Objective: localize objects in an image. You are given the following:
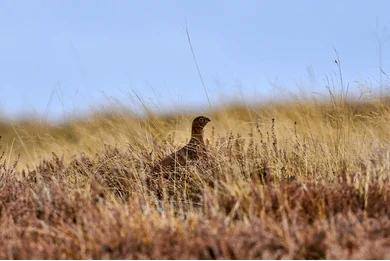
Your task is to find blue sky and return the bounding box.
[0,1,390,119]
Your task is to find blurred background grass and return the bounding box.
[1,95,390,171]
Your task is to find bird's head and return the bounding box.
[191,116,211,138]
[192,116,211,129]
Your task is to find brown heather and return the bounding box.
[1,99,390,259]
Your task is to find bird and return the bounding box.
[146,116,211,200]
[151,116,211,173]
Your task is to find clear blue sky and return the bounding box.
[0,1,390,119]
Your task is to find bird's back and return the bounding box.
[152,139,206,173]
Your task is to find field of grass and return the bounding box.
[1,97,390,259]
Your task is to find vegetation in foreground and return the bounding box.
[1,97,390,259]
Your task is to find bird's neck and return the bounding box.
[191,128,204,144]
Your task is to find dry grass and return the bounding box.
[1,98,390,259]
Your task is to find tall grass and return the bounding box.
[1,98,390,258]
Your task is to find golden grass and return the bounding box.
[1,97,390,258]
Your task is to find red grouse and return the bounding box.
[152,116,211,173]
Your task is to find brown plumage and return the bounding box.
[151,116,211,173]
